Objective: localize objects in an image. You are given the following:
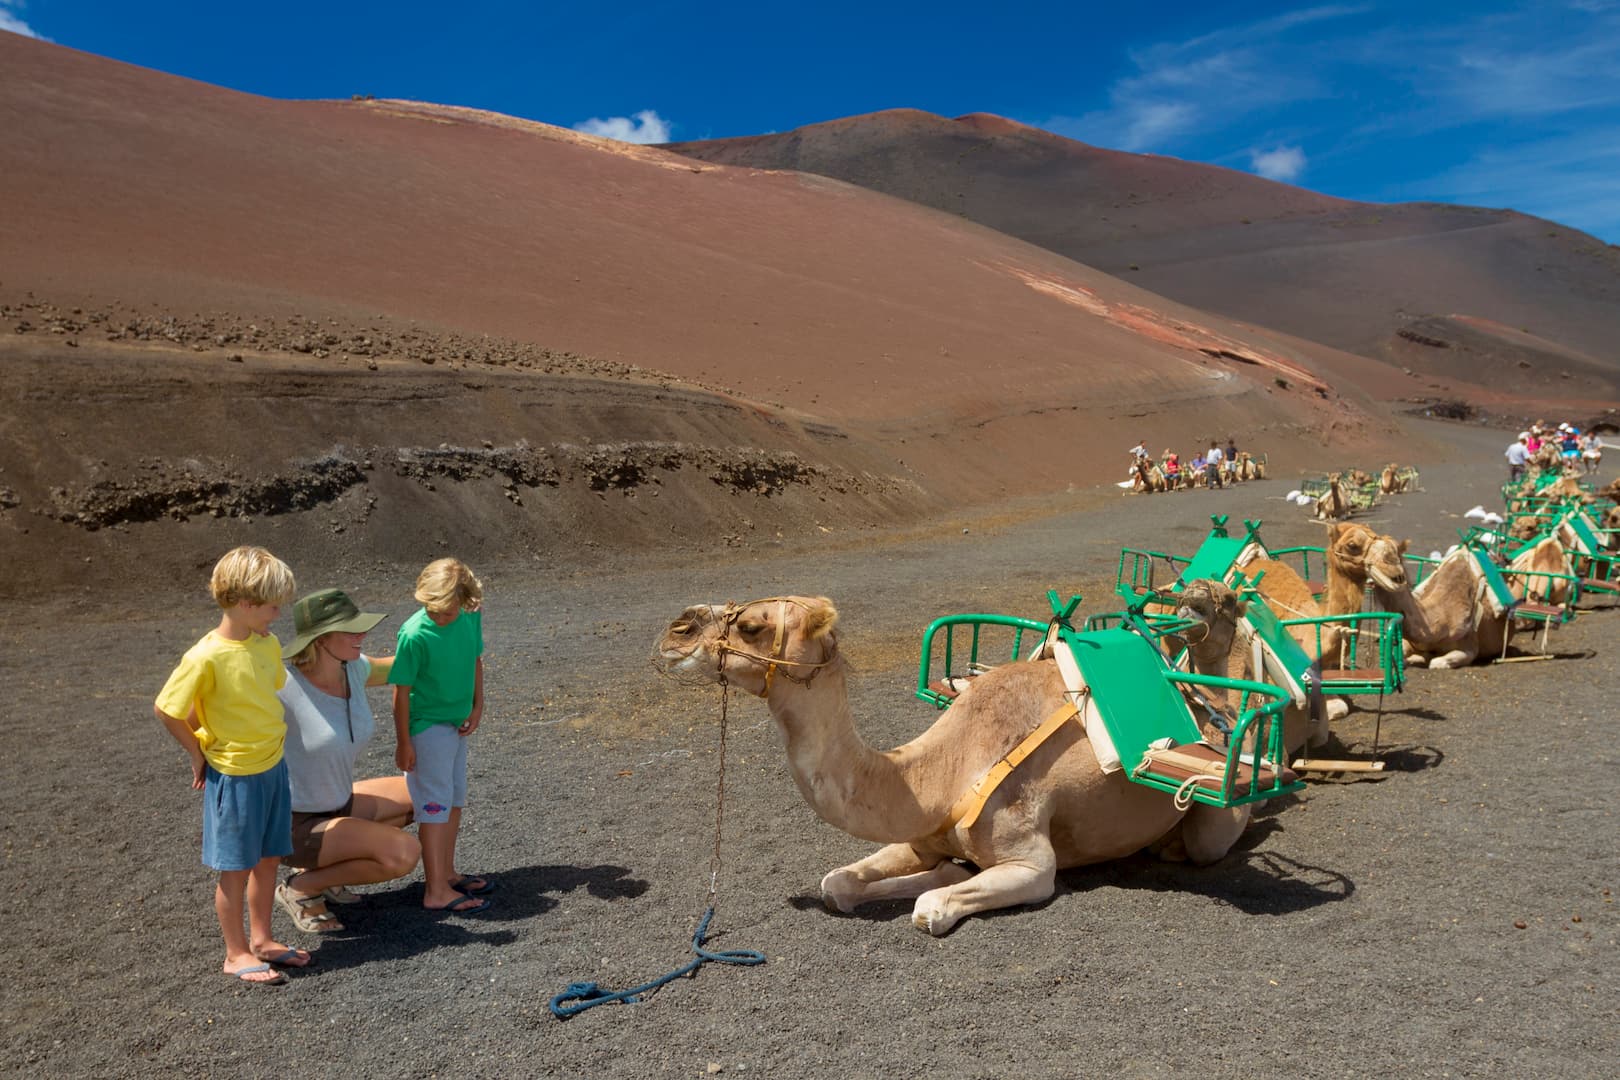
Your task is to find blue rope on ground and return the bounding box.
[549,906,765,1019]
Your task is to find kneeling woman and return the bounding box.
[275,589,423,932]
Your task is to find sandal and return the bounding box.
[225,962,287,987]
[275,880,345,934]
[449,874,495,896]
[287,866,361,905]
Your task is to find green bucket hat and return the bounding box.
[282,588,388,659]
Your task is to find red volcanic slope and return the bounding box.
[1,35,1412,498]
[668,110,1620,392]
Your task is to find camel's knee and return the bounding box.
[1150,822,1190,863]
[1181,804,1252,865]
[909,863,1055,936]
[820,869,863,913]
[822,859,967,914]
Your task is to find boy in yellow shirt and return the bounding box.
[154,546,312,986]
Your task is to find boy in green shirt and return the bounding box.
[389,558,492,914]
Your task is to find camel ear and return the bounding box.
[1399,538,1410,554]
[799,597,840,639]
[1326,522,1345,542]
[1222,591,1248,619]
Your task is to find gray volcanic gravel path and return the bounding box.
[5,420,1616,1078]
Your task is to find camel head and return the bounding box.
[655,595,841,697]
[1508,516,1546,543]
[1161,578,1247,667]
[1327,521,1409,592]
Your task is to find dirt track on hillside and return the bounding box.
[4,419,1617,1078]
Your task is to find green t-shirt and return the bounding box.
[387,608,483,736]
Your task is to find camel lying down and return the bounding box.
[655,596,1264,935]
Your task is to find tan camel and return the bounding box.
[1161,578,1329,755]
[1235,452,1263,482]
[1540,475,1588,502]
[1508,535,1575,608]
[1313,474,1350,521]
[655,597,1259,935]
[1132,458,1168,493]
[1357,541,1504,668]
[1378,464,1413,494]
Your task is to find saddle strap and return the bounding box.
[941,701,1080,832]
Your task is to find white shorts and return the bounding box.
[405,723,468,824]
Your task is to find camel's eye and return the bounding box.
[737,618,768,637]
[1347,543,1362,555]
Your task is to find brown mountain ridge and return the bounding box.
[668,109,1620,399]
[0,36,1601,594]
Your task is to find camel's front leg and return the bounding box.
[910,849,1057,937]
[820,843,971,914]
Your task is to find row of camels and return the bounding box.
[655,474,1614,937]
[1295,463,1418,521]
[1129,451,1265,493]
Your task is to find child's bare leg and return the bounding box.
[420,821,479,910]
[447,805,463,880]
[216,868,278,981]
[246,855,309,963]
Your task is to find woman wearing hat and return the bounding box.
[274,589,422,933]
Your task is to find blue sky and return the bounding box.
[5,1,1618,241]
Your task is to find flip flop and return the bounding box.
[449,874,495,896]
[425,894,492,915]
[226,963,287,986]
[260,948,316,969]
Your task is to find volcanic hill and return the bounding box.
[0,35,1589,595]
[668,110,1620,401]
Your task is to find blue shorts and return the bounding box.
[406,723,468,825]
[202,759,293,871]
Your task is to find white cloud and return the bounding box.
[1250,145,1307,182]
[1387,128,1620,240]
[0,0,47,40]
[1038,6,1363,152]
[572,109,672,145]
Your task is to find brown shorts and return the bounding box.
[283,794,355,869]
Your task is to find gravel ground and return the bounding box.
[5,419,1616,1078]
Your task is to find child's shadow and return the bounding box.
[298,863,648,973]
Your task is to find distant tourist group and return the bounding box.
[154,547,492,987]
[1127,436,1259,492]
[1504,419,1604,482]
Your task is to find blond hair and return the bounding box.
[414,558,483,614]
[210,546,296,609]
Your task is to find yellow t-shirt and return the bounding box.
[155,630,288,776]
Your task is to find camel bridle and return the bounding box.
[713,597,838,698]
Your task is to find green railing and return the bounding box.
[914,612,1050,709]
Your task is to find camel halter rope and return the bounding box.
[549,603,828,1020]
[709,598,839,698]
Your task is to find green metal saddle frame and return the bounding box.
[914,591,1300,809]
[1462,537,1577,658]
[1116,516,1405,710]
